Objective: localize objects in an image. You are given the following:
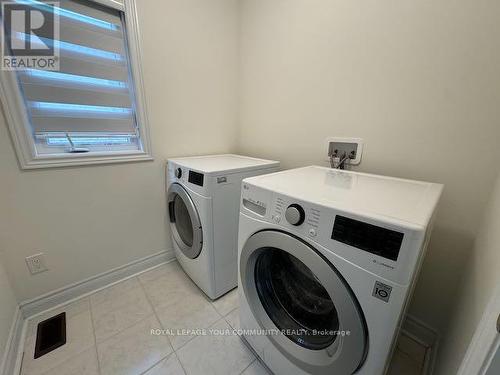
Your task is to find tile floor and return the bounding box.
[19,261,427,375]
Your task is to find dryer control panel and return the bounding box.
[167,162,208,197]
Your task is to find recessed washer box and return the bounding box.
[325,137,364,165]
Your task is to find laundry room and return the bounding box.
[0,1,499,375]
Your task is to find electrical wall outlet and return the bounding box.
[26,253,48,275]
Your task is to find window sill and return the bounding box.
[20,150,154,170]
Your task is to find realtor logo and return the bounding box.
[1,1,60,70]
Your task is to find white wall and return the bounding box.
[0,0,239,301]
[1,5,500,371]
[0,252,17,366]
[237,0,500,334]
[435,171,500,374]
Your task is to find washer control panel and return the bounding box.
[241,183,424,286]
[272,197,322,239]
[285,204,305,226]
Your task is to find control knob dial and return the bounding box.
[285,204,305,226]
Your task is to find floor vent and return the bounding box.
[34,312,66,359]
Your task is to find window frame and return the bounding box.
[0,0,153,169]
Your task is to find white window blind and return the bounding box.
[14,0,142,154]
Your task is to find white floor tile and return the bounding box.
[241,359,271,375]
[39,348,99,375]
[25,298,90,338]
[139,262,204,311]
[176,319,255,375]
[90,278,153,342]
[211,288,239,317]
[19,262,426,375]
[137,263,177,285]
[22,299,95,375]
[143,353,186,375]
[224,308,240,331]
[90,278,139,306]
[155,292,221,350]
[97,315,172,375]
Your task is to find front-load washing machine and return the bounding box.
[166,154,279,300]
[238,166,443,374]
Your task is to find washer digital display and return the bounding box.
[331,215,403,261]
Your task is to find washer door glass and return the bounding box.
[240,230,367,374]
[255,248,339,350]
[172,195,194,247]
[168,183,203,259]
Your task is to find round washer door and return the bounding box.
[240,230,368,374]
[167,183,203,259]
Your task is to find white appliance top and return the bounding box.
[244,166,443,227]
[168,154,279,175]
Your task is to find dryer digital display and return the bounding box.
[188,171,204,186]
[331,215,403,261]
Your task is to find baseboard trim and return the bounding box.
[2,250,175,375]
[0,307,25,375]
[20,249,175,318]
[401,314,440,375]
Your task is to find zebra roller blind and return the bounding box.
[13,0,141,152]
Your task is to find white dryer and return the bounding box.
[238,166,443,374]
[166,154,279,300]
